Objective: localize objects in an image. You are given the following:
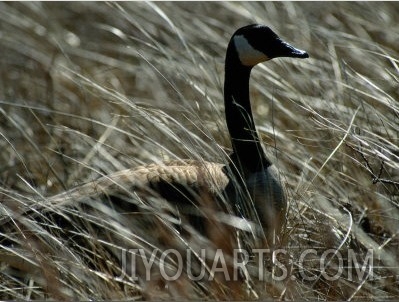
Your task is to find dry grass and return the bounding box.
[0,2,398,300]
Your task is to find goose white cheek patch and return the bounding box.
[233,35,269,66]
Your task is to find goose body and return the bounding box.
[4,25,308,247]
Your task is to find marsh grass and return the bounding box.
[0,2,398,300]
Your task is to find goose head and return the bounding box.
[230,24,309,67]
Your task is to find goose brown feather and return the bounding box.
[48,160,229,206]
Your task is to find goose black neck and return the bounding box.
[224,43,272,173]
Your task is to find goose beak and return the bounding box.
[288,47,309,58]
[275,40,309,59]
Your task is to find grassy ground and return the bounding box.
[0,2,398,300]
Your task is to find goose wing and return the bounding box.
[48,160,230,206]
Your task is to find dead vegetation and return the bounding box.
[0,2,398,300]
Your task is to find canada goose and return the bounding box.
[2,24,308,248]
[222,24,308,246]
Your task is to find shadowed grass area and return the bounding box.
[0,2,398,300]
